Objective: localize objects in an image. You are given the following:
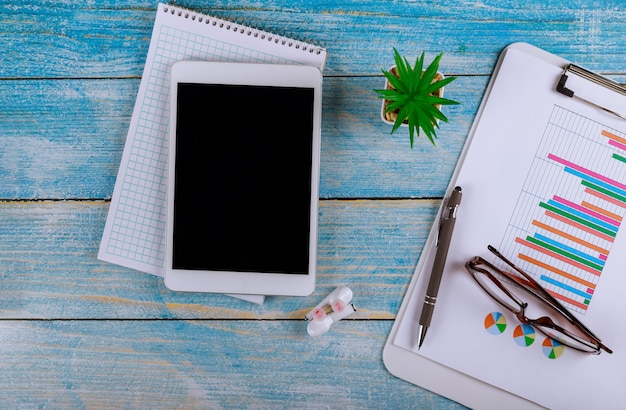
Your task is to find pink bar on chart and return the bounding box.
[548,153,626,192]
[552,195,621,227]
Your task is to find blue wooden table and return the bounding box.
[1,1,624,407]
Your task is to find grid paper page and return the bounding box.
[98,3,326,285]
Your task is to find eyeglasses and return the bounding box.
[465,245,612,355]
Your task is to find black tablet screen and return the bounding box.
[172,83,315,274]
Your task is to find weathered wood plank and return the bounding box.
[3,73,624,200]
[0,319,465,409]
[0,75,481,200]
[1,1,625,78]
[0,79,134,199]
[320,75,481,199]
[0,199,439,319]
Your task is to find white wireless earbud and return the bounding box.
[307,316,333,337]
[307,304,356,337]
[305,286,356,336]
[305,286,353,321]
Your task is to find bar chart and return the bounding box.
[500,106,626,314]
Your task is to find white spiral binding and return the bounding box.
[162,4,324,55]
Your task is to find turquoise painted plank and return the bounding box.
[0,199,439,319]
[320,75,481,199]
[0,75,482,200]
[2,73,623,200]
[0,3,153,79]
[1,1,626,78]
[0,320,465,409]
[0,79,134,199]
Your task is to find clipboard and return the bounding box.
[383,43,626,409]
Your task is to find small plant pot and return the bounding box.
[380,66,445,126]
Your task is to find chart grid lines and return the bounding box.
[500,105,626,313]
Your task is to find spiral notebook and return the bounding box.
[98,3,327,303]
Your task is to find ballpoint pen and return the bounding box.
[417,186,462,349]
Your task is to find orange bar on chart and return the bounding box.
[518,253,597,289]
[531,219,610,255]
[602,130,626,145]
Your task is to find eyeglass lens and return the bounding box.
[467,256,607,354]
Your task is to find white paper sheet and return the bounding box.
[393,47,626,409]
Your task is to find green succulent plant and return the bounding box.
[375,48,459,147]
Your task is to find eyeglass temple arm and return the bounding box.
[533,316,613,354]
[487,245,607,348]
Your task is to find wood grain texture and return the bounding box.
[2,73,624,199]
[0,75,480,199]
[0,319,463,409]
[2,1,626,77]
[0,79,133,199]
[0,199,438,319]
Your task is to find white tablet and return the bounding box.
[165,61,322,296]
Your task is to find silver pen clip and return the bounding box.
[438,187,461,244]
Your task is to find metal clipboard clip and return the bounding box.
[557,64,626,121]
